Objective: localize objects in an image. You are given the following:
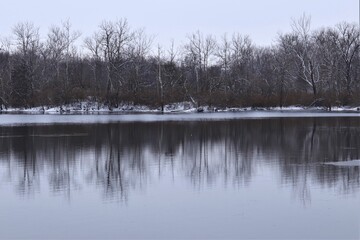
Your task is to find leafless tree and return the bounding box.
[289,14,320,98]
[216,34,232,99]
[334,23,360,101]
[157,44,164,112]
[0,17,358,110]
[184,31,216,104]
[12,22,42,106]
[230,33,254,95]
[47,20,80,90]
[126,28,153,100]
[90,19,134,104]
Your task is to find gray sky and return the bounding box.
[0,0,359,48]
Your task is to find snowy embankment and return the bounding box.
[0,101,359,114]
[324,160,360,167]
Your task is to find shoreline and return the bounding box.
[0,101,359,114]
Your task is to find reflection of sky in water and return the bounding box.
[0,116,359,239]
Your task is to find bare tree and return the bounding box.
[334,23,360,101]
[230,33,254,96]
[1,17,359,109]
[126,28,152,101]
[290,14,320,98]
[314,28,342,107]
[216,34,232,100]
[47,20,80,86]
[273,44,292,107]
[164,39,180,89]
[0,38,12,108]
[157,44,164,112]
[13,22,41,58]
[184,31,216,104]
[161,40,182,103]
[84,33,103,98]
[12,22,42,106]
[92,19,134,105]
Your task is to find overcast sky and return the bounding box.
[0,0,359,48]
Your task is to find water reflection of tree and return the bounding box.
[7,127,40,196]
[279,118,360,204]
[0,118,359,202]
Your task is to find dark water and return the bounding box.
[0,115,359,239]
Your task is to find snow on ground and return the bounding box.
[328,106,360,112]
[324,160,360,167]
[0,102,359,114]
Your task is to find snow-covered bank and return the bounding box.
[324,160,360,167]
[0,101,360,114]
[0,111,360,127]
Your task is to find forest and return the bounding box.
[0,16,359,110]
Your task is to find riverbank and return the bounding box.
[0,101,360,114]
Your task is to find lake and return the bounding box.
[0,112,359,239]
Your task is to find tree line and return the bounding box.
[0,16,359,110]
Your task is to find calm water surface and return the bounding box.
[0,113,359,239]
